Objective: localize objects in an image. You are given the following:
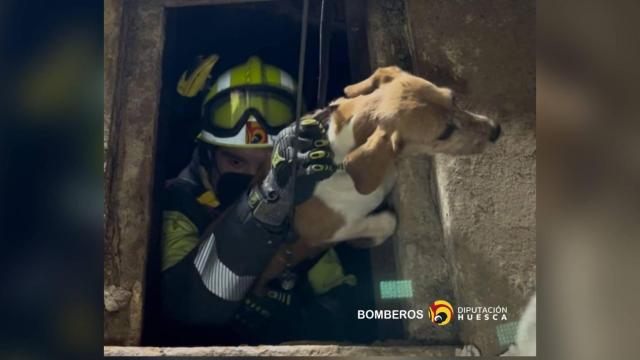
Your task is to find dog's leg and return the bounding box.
[329,210,397,248]
[254,211,397,294]
[343,66,403,97]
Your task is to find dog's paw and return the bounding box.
[376,211,398,238]
[347,211,397,248]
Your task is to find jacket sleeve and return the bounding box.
[161,190,286,327]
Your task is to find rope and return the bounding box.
[286,0,310,244]
[280,0,334,289]
[294,0,310,123]
[316,0,331,108]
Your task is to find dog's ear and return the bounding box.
[344,126,398,195]
[344,66,403,98]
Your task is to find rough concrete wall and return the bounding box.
[104,0,123,154]
[365,0,458,343]
[104,0,122,282]
[390,156,459,343]
[104,0,165,345]
[104,344,456,357]
[404,0,536,355]
[434,120,535,354]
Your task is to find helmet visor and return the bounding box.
[204,86,295,137]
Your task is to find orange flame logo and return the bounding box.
[246,121,267,144]
[428,300,454,326]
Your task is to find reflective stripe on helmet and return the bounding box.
[202,56,296,107]
[198,118,276,148]
[279,71,295,92]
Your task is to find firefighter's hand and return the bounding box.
[271,117,335,202]
[248,118,335,228]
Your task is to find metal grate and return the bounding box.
[496,321,519,348]
[379,280,414,299]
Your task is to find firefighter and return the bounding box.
[158,56,372,345]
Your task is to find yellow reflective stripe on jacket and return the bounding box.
[197,190,220,208]
[196,166,220,208]
[162,210,200,271]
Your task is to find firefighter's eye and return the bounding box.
[220,152,246,169]
[229,158,245,168]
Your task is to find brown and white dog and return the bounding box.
[255,66,501,293]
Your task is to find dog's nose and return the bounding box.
[489,124,501,143]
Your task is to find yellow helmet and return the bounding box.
[195,56,297,148]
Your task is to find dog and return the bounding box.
[254,66,501,294]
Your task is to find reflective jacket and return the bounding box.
[156,149,376,345]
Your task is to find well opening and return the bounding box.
[142,0,400,346]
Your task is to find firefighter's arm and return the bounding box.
[161,118,335,326]
[160,192,286,327]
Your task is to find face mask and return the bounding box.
[215,172,254,208]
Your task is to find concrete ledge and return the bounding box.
[104,345,456,357]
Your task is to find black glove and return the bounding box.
[248,117,335,229]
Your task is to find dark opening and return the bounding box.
[143,0,382,346]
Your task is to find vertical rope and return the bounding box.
[278,0,311,290]
[316,0,331,108]
[287,0,310,238]
[294,0,310,123]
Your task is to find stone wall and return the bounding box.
[104,0,165,345]
[365,0,459,344]
[105,345,456,357]
[404,0,536,354]
[362,0,535,354]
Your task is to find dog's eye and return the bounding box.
[437,122,456,141]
